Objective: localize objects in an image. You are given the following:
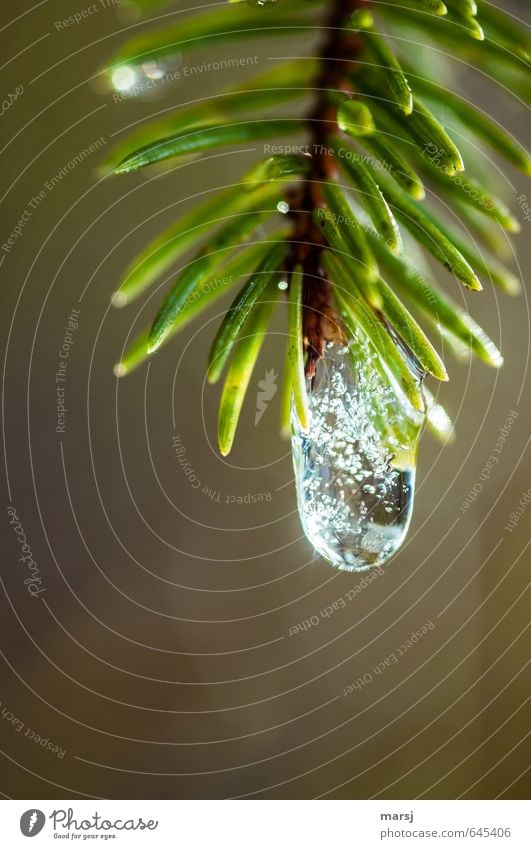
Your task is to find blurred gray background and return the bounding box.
[0,0,529,799]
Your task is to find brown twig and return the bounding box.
[286,0,365,376]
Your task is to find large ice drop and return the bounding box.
[292,339,425,571]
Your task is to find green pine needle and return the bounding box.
[115,119,305,174]
[218,283,279,456]
[207,242,288,383]
[350,12,414,115]
[288,265,310,432]
[105,6,321,73]
[320,181,379,285]
[330,136,402,252]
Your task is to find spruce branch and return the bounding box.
[105,0,529,451]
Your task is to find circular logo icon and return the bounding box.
[20,810,45,837]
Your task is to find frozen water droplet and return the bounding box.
[291,338,425,572]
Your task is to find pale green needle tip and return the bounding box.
[113,362,127,378]
[111,291,127,308]
[147,335,163,355]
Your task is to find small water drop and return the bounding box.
[278,280,289,291]
[111,65,138,93]
[246,0,278,6]
[291,337,425,572]
[277,200,290,214]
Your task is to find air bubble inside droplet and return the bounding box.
[291,338,425,572]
